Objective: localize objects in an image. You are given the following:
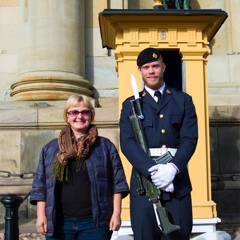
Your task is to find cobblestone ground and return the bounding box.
[219,226,240,240]
[0,233,45,240]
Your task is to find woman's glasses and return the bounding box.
[67,110,91,117]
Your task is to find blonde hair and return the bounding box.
[63,95,95,123]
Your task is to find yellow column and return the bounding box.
[181,51,216,218]
[116,51,142,220]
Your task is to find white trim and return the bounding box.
[111,218,225,239]
[192,218,221,233]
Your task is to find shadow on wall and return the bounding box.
[209,106,240,228]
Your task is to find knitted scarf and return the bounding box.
[51,124,98,181]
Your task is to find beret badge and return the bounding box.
[153,53,158,59]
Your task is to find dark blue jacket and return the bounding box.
[30,136,129,237]
[120,86,198,198]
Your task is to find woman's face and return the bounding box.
[66,103,92,137]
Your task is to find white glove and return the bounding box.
[148,163,177,189]
[162,183,174,193]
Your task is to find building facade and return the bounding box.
[0,0,239,237]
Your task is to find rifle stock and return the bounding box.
[156,204,181,235]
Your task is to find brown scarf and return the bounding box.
[51,124,98,181]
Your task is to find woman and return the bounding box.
[30,95,129,240]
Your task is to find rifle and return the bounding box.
[129,74,180,235]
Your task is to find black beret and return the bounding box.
[137,48,162,67]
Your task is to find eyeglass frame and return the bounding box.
[67,109,92,117]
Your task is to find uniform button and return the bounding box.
[159,114,164,118]
[161,129,165,133]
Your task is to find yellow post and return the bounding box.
[181,52,216,218]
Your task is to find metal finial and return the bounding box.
[153,0,163,6]
[153,0,164,10]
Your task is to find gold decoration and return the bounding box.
[153,0,163,7]
[153,53,158,58]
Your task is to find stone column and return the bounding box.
[9,0,92,101]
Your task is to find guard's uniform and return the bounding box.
[119,86,198,240]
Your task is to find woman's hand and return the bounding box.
[36,201,47,234]
[109,193,122,231]
[36,214,48,234]
[109,212,121,231]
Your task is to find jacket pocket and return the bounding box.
[142,118,153,129]
[169,115,183,131]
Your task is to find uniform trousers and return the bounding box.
[130,193,192,240]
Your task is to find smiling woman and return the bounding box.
[63,95,95,139]
[30,95,129,240]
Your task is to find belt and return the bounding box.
[149,148,177,157]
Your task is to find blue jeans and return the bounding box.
[46,215,112,240]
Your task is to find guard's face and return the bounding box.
[138,59,166,90]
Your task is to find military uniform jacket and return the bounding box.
[119,85,198,198]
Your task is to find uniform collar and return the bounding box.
[144,83,166,98]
